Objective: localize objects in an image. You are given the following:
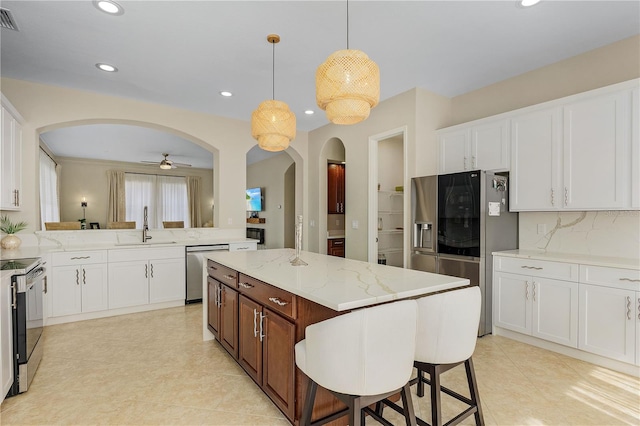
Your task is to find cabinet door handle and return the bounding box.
[564,187,568,206]
[269,297,288,306]
[627,296,632,320]
[525,281,529,300]
[150,263,154,278]
[239,282,254,289]
[217,286,222,308]
[637,298,640,320]
[11,283,17,309]
[620,278,640,283]
[259,312,266,342]
[472,155,477,168]
[532,281,536,302]
[16,189,19,206]
[222,274,235,281]
[253,308,258,338]
[145,264,148,279]
[550,188,554,206]
[463,156,467,170]
[83,268,86,285]
[76,269,79,285]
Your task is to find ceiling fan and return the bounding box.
[141,153,192,169]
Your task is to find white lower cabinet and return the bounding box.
[1,273,14,402]
[494,272,578,347]
[50,250,108,317]
[578,284,635,364]
[494,255,640,371]
[108,247,185,309]
[51,264,108,316]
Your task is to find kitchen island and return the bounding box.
[203,248,469,425]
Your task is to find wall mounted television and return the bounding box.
[246,187,263,212]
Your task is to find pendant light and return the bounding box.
[251,34,296,152]
[316,0,380,125]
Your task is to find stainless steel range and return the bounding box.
[1,257,46,396]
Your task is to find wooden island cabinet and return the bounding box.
[204,249,469,425]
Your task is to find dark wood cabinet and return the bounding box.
[207,260,343,424]
[328,163,345,214]
[262,307,296,420]
[238,295,262,383]
[220,285,238,358]
[327,238,345,257]
[207,277,220,338]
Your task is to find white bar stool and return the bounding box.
[295,300,418,426]
[378,286,484,426]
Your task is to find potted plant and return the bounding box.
[1,215,28,250]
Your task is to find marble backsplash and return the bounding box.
[519,211,640,261]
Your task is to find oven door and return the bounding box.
[14,266,45,365]
[437,171,481,257]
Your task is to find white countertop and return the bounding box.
[493,249,640,270]
[206,248,469,311]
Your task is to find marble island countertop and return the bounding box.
[206,248,469,311]
[493,249,640,270]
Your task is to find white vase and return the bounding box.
[1,234,21,250]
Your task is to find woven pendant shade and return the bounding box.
[316,49,380,125]
[251,34,296,152]
[251,100,296,152]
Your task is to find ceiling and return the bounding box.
[2,1,639,167]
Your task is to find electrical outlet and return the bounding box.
[227,218,233,225]
[310,219,315,227]
[352,220,359,229]
[537,224,546,235]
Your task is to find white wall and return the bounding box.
[246,152,295,249]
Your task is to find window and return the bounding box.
[125,173,189,228]
[39,149,60,228]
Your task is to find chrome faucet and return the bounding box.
[142,206,152,243]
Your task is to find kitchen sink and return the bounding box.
[114,241,177,247]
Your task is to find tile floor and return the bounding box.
[1,304,639,425]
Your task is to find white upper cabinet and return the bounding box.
[439,119,509,174]
[471,120,510,172]
[563,90,632,210]
[0,95,23,211]
[439,129,469,174]
[510,108,562,211]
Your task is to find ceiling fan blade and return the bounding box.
[172,162,192,167]
[140,160,160,164]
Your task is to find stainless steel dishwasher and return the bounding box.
[185,245,229,303]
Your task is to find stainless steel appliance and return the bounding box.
[410,171,518,336]
[185,245,229,303]
[1,258,46,396]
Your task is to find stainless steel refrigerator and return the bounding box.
[410,171,518,336]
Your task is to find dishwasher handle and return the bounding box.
[186,245,230,252]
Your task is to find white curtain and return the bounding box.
[39,149,60,229]
[125,173,188,229]
[125,174,155,229]
[156,176,189,227]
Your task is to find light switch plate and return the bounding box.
[227,218,232,225]
[352,220,359,229]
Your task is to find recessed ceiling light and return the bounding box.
[304,110,315,115]
[519,0,541,7]
[94,0,124,15]
[220,91,233,97]
[96,63,118,72]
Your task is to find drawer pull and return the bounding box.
[223,274,235,281]
[235,246,249,250]
[333,241,344,246]
[239,282,254,289]
[209,265,218,271]
[269,297,288,306]
[70,256,90,260]
[619,278,640,283]
[520,266,543,270]
[627,296,632,320]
